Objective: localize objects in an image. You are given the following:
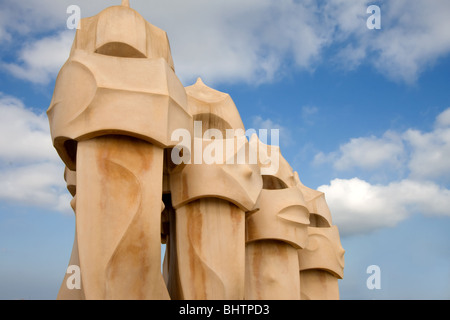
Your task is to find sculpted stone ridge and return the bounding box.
[186,78,245,132]
[294,171,333,227]
[72,4,174,67]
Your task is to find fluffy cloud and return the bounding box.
[0,94,71,214]
[315,108,450,182]
[323,0,450,83]
[131,0,329,85]
[319,178,450,236]
[436,109,450,128]
[315,131,405,172]
[369,0,450,83]
[0,162,71,213]
[139,0,450,84]
[404,126,450,183]
[3,0,449,85]
[316,108,450,236]
[0,94,58,162]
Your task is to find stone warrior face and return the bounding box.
[298,225,345,279]
[246,136,310,249]
[170,136,263,212]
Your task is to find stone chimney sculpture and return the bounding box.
[48,1,344,300]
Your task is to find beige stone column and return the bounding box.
[75,135,169,299]
[175,198,246,299]
[245,187,309,300]
[245,241,300,300]
[244,139,310,300]
[170,138,261,300]
[47,3,191,300]
[167,79,261,299]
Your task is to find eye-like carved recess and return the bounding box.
[308,213,331,228]
[277,205,310,225]
[193,113,233,136]
[95,42,147,58]
[262,175,288,190]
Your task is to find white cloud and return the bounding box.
[334,132,405,171]
[1,0,324,85]
[0,94,71,214]
[152,0,328,85]
[314,131,405,172]
[0,94,58,163]
[436,109,450,128]
[318,178,409,236]
[0,162,71,212]
[341,0,450,83]
[318,178,450,236]
[315,107,450,236]
[0,0,75,42]
[404,126,450,183]
[315,108,450,183]
[3,0,450,85]
[3,31,73,85]
[0,0,116,41]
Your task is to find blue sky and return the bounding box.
[0,0,449,300]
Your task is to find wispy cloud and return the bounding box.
[3,31,73,85]
[0,93,71,214]
[314,107,450,183]
[300,106,319,125]
[316,107,450,236]
[314,131,405,172]
[404,123,450,183]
